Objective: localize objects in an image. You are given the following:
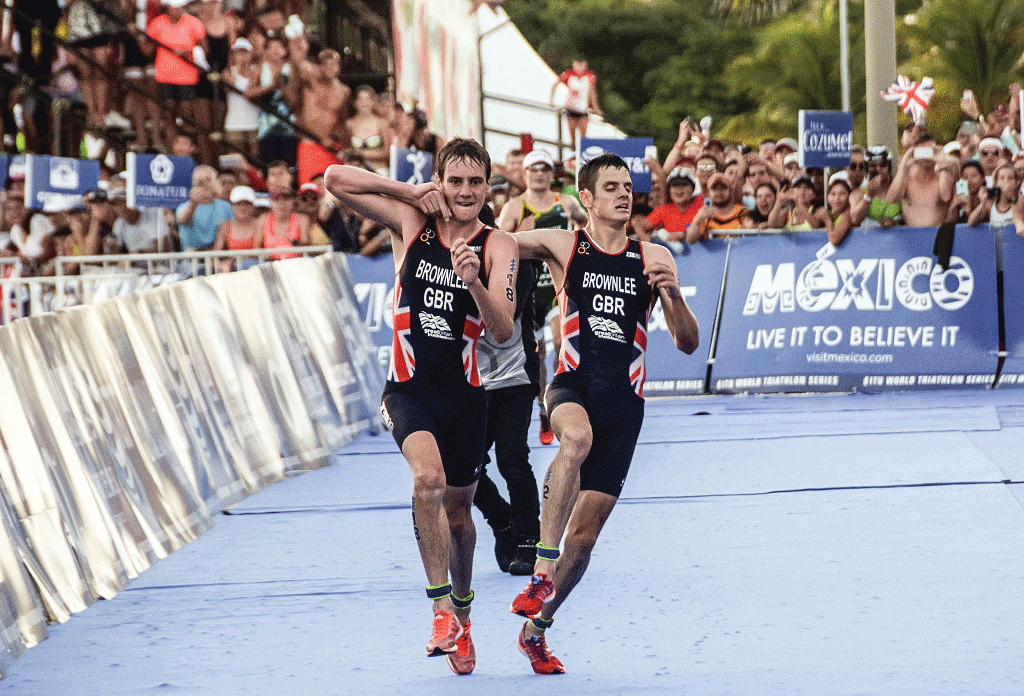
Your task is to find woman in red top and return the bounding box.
[214,185,262,271]
[146,0,207,158]
[260,188,309,260]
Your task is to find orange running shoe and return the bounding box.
[518,622,565,674]
[539,411,554,445]
[426,610,462,656]
[446,619,476,675]
[510,573,556,617]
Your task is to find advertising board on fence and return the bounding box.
[125,153,194,210]
[798,110,853,169]
[578,137,655,193]
[644,238,728,396]
[995,225,1024,386]
[710,227,999,393]
[390,146,435,184]
[24,155,100,211]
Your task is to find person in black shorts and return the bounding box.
[325,139,518,676]
[509,153,699,674]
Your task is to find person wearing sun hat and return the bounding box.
[688,172,750,242]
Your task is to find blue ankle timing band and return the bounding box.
[451,590,474,609]
[535,543,560,561]
[531,616,554,631]
[425,583,452,600]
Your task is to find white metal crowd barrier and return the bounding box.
[0,252,385,675]
[0,247,332,325]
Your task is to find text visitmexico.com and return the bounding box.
[805,351,894,364]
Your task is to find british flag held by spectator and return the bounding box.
[881,75,934,126]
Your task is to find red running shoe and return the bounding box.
[539,411,554,445]
[510,573,556,618]
[446,619,476,674]
[518,622,565,674]
[426,610,462,656]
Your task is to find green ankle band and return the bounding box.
[425,583,451,600]
[536,543,560,561]
[531,616,554,631]
[451,590,474,609]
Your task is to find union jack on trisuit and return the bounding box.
[629,324,648,396]
[389,284,415,382]
[461,315,484,385]
[881,75,934,126]
[556,292,581,373]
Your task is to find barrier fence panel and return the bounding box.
[997,224,1024,386]
[646,237,729,396]
[709,226,999,393]
[0,253,384,675]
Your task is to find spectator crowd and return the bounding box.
[3,7,1024,285]
[0,0,446,277]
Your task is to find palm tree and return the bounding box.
[719,0,866,141]
[712,0,809,24]
[902,0,1024,114]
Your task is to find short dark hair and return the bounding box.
[577,153,628,195]
[436,138,491,181]
[961,160,984,178]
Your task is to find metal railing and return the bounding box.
[1,246,331,324]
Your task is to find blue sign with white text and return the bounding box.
[994,224,1024,386]
[798,110,853,169]
[643,239,728,395]
[578,137,655,193]
[390,146,434,184]
[710,227,998,393]
[24,154,100,211]
[126,153,194,209]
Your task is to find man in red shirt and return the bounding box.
[550,58,602,148]
[634,167,702,248]
[146,0,206,158]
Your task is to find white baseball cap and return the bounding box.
[229,185,256,205]
[523,149,554,170]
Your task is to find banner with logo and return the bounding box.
[995,225,1024,386]
[24,155,100,211]
[125,153,194,209]
[798,110,853,169]
[644,239,729,396]
[578,137,655,193]
[710,227,998,393]
[390,146,435,184]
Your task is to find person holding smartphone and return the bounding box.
[967,163,1018,227]
[947,160,985,224]
[887,133,958,227]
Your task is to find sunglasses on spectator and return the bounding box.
[848,162,867,171]
[528,164,552,172]
[980,149,1001,156]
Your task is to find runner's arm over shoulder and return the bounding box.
[513,227,573,265]
[642,242,699,354]
[324,164,440,234]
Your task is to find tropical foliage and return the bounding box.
[504,0,1021,150]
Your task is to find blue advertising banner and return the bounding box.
[125,153,193,209]
[578,137,655,193]
[390,146,434,184]
[347,254,397,374]
[644,239,728,396]
[995,224,1024,386]
[24,155,100,211]
[710,227,999,393]
[798,110,853,169]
